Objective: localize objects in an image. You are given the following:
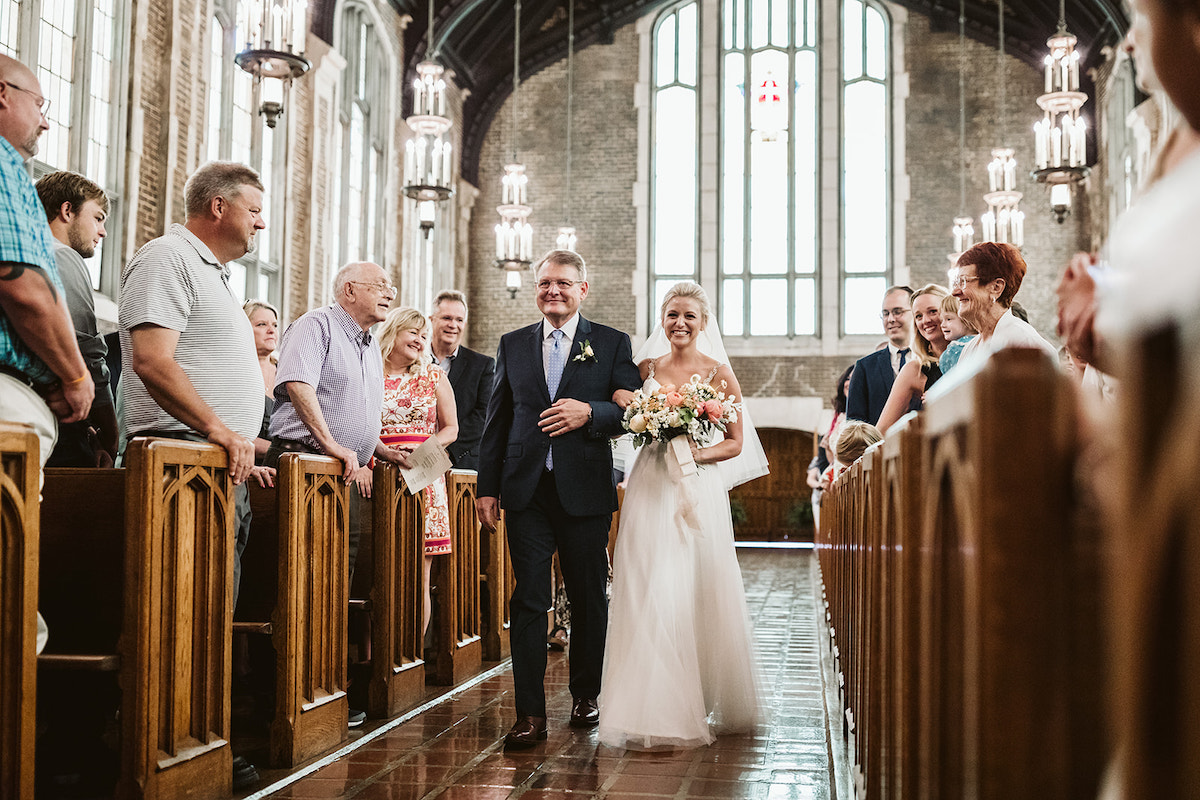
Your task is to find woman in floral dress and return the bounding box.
[377,307,459,634]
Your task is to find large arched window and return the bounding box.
[8,0,129,301]
[332,2,392,273]
[207,1,283,307]
[646,0,896,344]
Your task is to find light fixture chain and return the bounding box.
[998,0,1006,145]
[565,0,574,226]
[428,0,436,56]
[512,0,521,164]
[958,0,966,215]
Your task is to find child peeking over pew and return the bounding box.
[820,421,883,491]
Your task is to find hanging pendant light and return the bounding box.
[949,0,973,263]
[403,0,454,217]
[1031,0,1090,222]
[979,0,1024,248]
[495,0,533,297]
[235,0,312,128]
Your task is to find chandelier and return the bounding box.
[948,0,973,264]
[1031,0,1089,223]
[403,0,454,238]
[495,0,533,297]
[556,0,578,253]
[979,0,1024,248]
[235,0,312,128]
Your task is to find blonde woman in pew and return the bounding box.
[876,284,951,434]
[601,281,767,750]
[377,306,459,636]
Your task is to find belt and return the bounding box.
[271,437,320,455]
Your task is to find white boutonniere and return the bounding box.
[573,339,596,363]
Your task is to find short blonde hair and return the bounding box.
[835,421,883,467]
[939,293,979,334]
[378,306,429,372]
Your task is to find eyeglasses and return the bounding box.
[350,281,397,297]
[949,275,981,291]
[536,279,584,292]
[2,81,50,118]
[879,307,911,320]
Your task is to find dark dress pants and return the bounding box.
[506,469,612,718]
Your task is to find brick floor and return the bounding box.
[258,549,840,800]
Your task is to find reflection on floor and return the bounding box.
[256,549,845,800]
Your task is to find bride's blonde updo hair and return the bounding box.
[660,281,711,325]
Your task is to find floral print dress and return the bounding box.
[380,363,451,555]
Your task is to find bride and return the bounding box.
[599,281,767,750]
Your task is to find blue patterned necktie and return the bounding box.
[545,329,566,469]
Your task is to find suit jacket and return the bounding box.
[443,345,495,470]
[846,348,896,425]
[478,316,641,515]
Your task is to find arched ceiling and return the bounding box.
[353,0,1129,184]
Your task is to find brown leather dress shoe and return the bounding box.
[569,697,599,728]
[504,715,548,748]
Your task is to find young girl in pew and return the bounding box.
[938,293,977,375]
[820,421,883,490]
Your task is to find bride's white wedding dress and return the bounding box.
[598,373,761,750]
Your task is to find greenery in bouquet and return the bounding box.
[622,374,741,448]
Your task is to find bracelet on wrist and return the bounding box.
[65,373,88,385]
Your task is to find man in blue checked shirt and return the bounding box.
[0,55,94,465]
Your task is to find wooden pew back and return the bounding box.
[367,463,425,718]
[0,423,41,800]
[121,437,235,800]
[429,471,483,685]
[820,349,1105,800]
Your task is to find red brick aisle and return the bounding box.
[258,549,842,800]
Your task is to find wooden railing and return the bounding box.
[817,349,1106,799]
[0,423,40,800]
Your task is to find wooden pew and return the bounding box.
[366,463,425,718]
[427,471,484,685]
[124,438,235,799]
[818,349,1105,799]
[1108,320,1196,799]
[36,438,235,800]
[238,453,351,767]
[0,423,41,800]
[479,508,509,662]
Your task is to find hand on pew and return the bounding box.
[250,465,276,488]
[350,464,373,497]
[44,373,96,424]
[477,495,500,534]
[207,423,257,484]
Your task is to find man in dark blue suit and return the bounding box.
[846,285,913,425]
[477,250,640,748]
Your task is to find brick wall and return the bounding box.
[467,23,640,357]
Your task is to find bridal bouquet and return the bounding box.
[622,374,741,449]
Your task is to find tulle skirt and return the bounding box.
[598,439,761,750]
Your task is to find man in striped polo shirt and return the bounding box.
[119,161,266,606]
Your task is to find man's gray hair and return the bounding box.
[333,262,373,299]
[185,161,264,220]
[533,250,587,282]
[434,289,468,315]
